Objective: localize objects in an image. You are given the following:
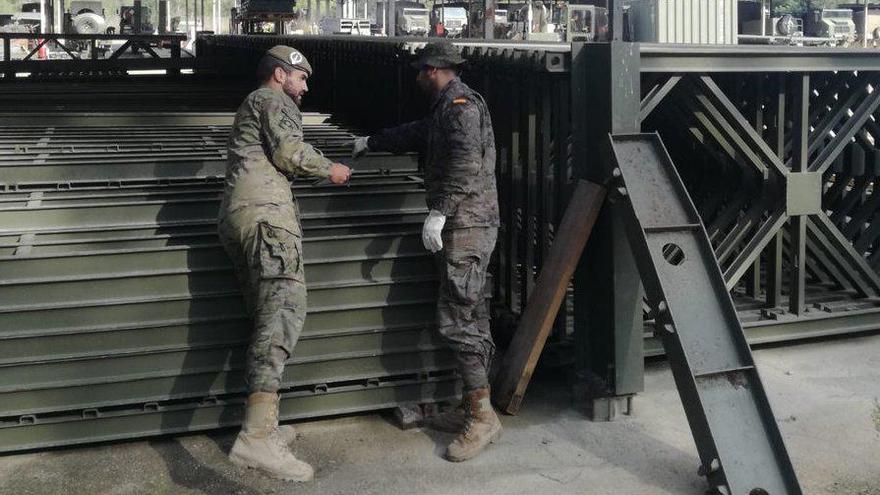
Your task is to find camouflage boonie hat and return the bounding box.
[410,41,465,69]
[265,45,313,76]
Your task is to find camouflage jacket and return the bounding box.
[368,78,499,229]
[221,87,332,235]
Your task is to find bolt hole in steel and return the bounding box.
[749,489,769,495]
[662,243,685,266]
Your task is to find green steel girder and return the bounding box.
[0,277,437,316]
[0,190,429,231]
[0,215,428,254]
[0,112,334,127]
[0,375,459,453]
[0,176,421,205]
[0,153,419,189]
[640,45,880,73]
[0,286,435,333]
[0,348,454,417]
[0,233,427,281]
[0,302,437,348]
[646,305,880,356]
[0,260,437,308]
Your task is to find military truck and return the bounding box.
[398,6,430,35]
[804,9,856,44]
[375,1,430,36]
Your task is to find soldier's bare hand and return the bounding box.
[329,163,351,184]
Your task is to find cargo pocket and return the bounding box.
[445,252,484,307]
[256,222,304,282]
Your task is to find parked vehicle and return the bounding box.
[375,1,430,36]
[804,9,856,44]
[320,16,371,35]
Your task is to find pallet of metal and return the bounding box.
[0,114,456,453]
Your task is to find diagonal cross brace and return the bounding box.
[723,206,788,290]
[808,73,867,155]
[640,76,681,122]
[810,75,880,174]
[695,76,789,179]
[812,211,880,296]
[609,132,802,495]
[682,84,773,181]
[677,98,749,168]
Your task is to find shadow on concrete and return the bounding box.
[514,369,704,494]
[419,425,457,459]
[378,412,456,460]
[148,437,261,495]
[148,183,249,488]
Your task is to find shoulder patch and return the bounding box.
[452,98,468,105]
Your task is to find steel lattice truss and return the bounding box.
[643,70,880,319]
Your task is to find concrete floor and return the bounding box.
[1,333,878,495]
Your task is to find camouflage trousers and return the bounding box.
[217,202,307,394]
[436,227,497,392]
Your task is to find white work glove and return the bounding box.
[422,210,446,253]
[351,136,369,158]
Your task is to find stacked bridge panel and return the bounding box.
[0,113,457,452]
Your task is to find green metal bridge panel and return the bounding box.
[0,303,438,362]
[0,349,455,417]
[0,240,431,286]
[0,377,459,453]
[0,190,428,231]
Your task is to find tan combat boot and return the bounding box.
[427,398,468,433]
[229,392,314,481]
[445,388,502,462]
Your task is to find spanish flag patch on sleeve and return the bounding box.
[452,98,468,105]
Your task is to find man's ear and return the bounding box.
[274,66,286,83]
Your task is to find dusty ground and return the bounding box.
[1,333,878,495]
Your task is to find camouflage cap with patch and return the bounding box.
[266,45,313,76]
[410,41,465,70]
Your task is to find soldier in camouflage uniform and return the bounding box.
[352,41,501,462]
[219,45,351,481]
